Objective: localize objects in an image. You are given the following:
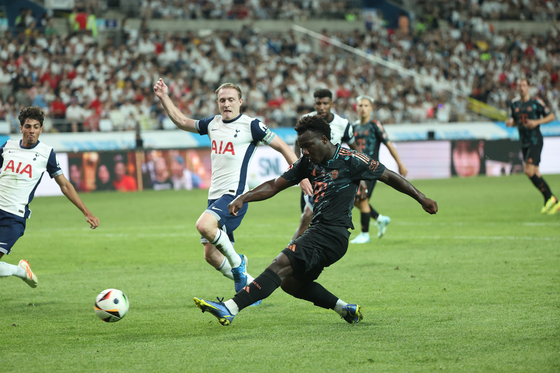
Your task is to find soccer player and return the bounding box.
[153,78,308,294]
[292,89,359,240]
[506,78,559,215]
[193,115,438,326]
[350,95,408,243]
[0,106,99,288]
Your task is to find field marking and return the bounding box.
[394,221,560,227]
[407,235,559,241]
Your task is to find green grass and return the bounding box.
[2,174,559,372]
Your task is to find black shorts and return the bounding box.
[282,224,350,283]
[522,143,543,166]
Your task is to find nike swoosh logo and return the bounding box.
[211,128,219,131]
[0,242,7,245]
[211,206,222,211]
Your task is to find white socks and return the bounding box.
[334,299,348,316]
[212,230,241,268]
[224,299,239,315]
[0,261,26,278]
[217,257,255,284]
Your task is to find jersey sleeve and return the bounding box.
[341,121,355,145]
[374,121,390,144]
[280,157,310,185]
[195,116,215,135]
[350,151,386,182]
[47,149,63,178]
[509,100,518,120]
[250,119,276,145]
[535,97,552,117]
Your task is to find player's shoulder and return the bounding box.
[332,112,349,125]
[531,96,548,107]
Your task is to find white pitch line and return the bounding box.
[405,235,559,241]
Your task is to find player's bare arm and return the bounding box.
[526,113,555,130]
[229,176,295,216]
[55,174,99,229]
[386,141,408,177]
[153,78,197,133]
[269,136,312,195]
[379,169,438,214]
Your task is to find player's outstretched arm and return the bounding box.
[269,136,313,195]
[379,169,438,214]
[55,174,99,229]
[386,141,408,177]
[153,78,197,133]
[526,113,555,129]
[228,176,295,216]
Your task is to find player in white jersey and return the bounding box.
[292,89,360,239]
[153,79,309,295]
[0,106,99,288]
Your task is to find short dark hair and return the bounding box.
[313,89,332,100]
[295,115,331,140]
[18,106,45,127]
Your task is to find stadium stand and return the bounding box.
[0,0,559,132]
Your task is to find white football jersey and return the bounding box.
[196,113,276,200]
[302,111,355,146]
[0,140,63,218]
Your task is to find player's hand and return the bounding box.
[153,78,169,99]
[505,118,515,127]
[421,198,438,215]
[399,164,408,178]
[525,119,539,129]
[228,197,244,216]
[300,178,313,196]
[356,180,368,200]
[86,214,99,229]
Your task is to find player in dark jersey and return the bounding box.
[506,78,559,215]
[193,115,438,326]
[351,95,408,243]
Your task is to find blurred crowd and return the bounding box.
[136,0,359,21]
[1,4,560,133]
[419,0,559,23]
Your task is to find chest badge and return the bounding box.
[331,170,339,179]
[234,129,240,138]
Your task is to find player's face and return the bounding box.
[216,88,243,121]
[518,80,530,97]
[357,99,373,119]
[298,131,329,164]
[313,97,333,118]
[20,118,43,148]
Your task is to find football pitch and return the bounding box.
[2,174,559,372]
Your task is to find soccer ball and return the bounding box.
[94,289,129,323]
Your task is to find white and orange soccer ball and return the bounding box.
[94,289,129,322]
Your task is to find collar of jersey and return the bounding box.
[222,113,242,123]
[19,140,40,149]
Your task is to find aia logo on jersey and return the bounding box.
[211,140,235,155]
[330,170,339,179]
[3,160,32,178]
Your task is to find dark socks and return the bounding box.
[293,281,338,310]
[529,175,553,202]
[369,204,379,220]
[360,212,370,232]
[232,268,281,312]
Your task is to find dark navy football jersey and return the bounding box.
[282,145,386,229]
[353,118,389,161]
[510,96,551,147]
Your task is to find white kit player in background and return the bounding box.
[0,106,99,288]
[292,89,361,240]
[153,79,311,295]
